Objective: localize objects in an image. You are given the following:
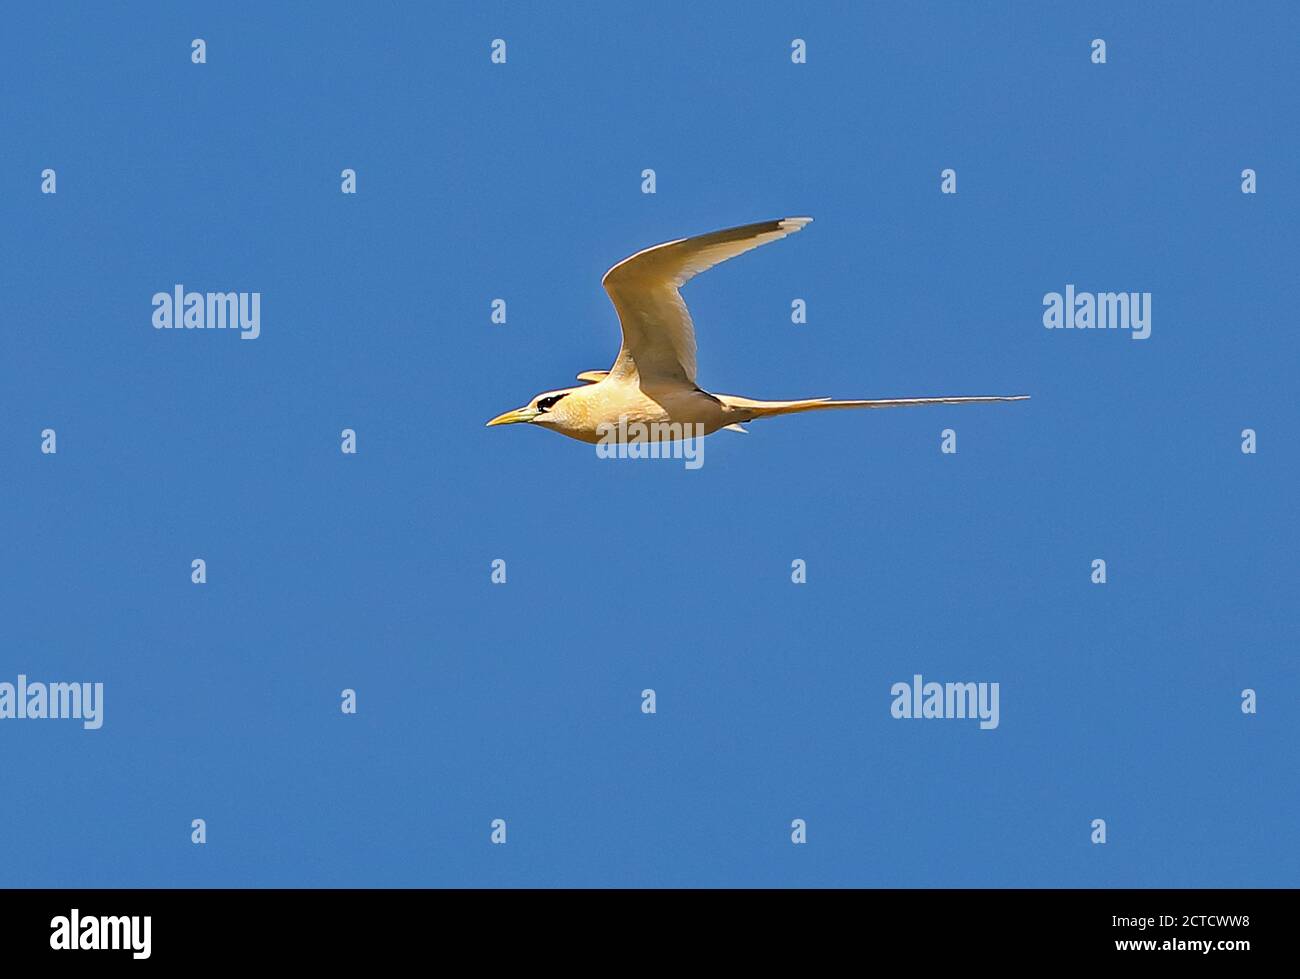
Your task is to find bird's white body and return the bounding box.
[533,380,728,444]
[487,217,1027,443]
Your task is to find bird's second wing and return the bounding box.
[601,217,812,385]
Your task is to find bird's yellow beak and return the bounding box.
[486,406,538,427]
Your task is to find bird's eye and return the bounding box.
[536,394,568,413]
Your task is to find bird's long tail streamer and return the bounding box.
[718,394,1029,420]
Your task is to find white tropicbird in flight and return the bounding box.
[487,217,1027,442]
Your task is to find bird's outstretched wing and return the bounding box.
[601,217,812,385]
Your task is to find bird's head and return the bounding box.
[486,387,579,429]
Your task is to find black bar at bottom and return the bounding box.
[0,887,1284,965]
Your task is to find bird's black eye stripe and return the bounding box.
[536,394,569,413]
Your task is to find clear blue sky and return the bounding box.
[4,2,1296,887]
